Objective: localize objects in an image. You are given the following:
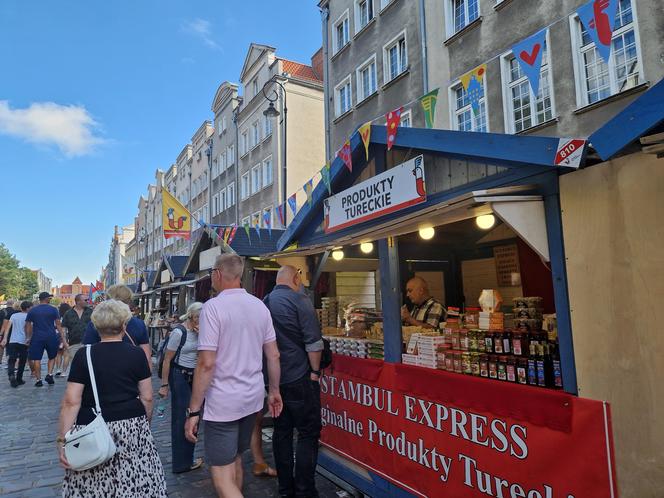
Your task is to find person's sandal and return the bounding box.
[253,462,277,477]
[190,458,204,471]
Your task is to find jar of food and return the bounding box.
[488,355,498,379]
[468,330,479,352]
[480,354,489,377]
[476,330,486,352]
[507,357,517,382]
[459,329,469,351]
[484,331,494,354]
[493,332,504,353]
[453,353,462,374]
[461,352,472,375]
[470,353,481,376]
[517,358,528,384]
[451,330,460,350]
[497,356,508,381]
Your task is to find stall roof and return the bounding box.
[277,124,574,252]
[589,77,664,160]
[165,256,189,280]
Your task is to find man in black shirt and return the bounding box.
[264,265,323,498]
[61,294,93,374]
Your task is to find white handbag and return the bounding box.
[63,345,117,471]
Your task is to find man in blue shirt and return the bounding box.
[26,292,67,387]
[82,284,152,369]
[264,265,323,498]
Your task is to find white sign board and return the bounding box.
[324,155,426,233]
[200,246,221,271]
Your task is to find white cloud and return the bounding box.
[182,18,222,51]
[0,101,105,157]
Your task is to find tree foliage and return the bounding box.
[0,243,40,300]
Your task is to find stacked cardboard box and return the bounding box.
[479,311,504,331]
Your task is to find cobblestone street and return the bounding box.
[0,360,345,498]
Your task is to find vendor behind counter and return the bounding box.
[401,276,446,330]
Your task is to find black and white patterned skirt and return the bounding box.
[63,415,167,497]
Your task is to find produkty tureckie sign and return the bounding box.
[324,155,426,233]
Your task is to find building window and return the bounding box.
[571,0,641,107]
[449,81,488,132]
[251,164,261,194]
[356,55,378,101]
[333,10,350,54]
[263,114,272,138]
[241,173,250,200]
[251,121,260,148]
[384,32,407,82]
[252,78,259,98]
[262,206,272,228]
[380,0,393,10]
[446,0,480,36]
[222,116,227,133]
[401,110,412,127]
[212,193,219,216]
[334,76,352,117]
[501,43,554,133]
[262,156,273,187]
[227,145,235,165]
[220,189,227,212]
[241,131,249,155]
[355,0,374,33]
[227,182,235,207]
[212,159,219,179]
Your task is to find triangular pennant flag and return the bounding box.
[321,162,332,195]
[263,212,272,237]
[577,0,619,63]
[253,216,261,239]
[223,227,232,244]
[227,225,238,245]
[337,139,352,172]
[276,203,285,227]
[460,64,486,115]
[358,122,371,161]
[511,29,548,96]
[303,179,314,206]
[288,194,298,217]
[243,222,251,245]
[386,107,403,151]
[420,88,440,128]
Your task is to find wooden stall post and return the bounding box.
[379,237,402,363]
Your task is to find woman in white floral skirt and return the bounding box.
[57,299,167,497]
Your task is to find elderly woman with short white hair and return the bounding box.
[57,299,167,497]
[159,301,204,473]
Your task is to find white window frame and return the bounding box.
[354,0,374,34]
[227,182,235,207]
[220,189,227,213]
[251,121,260,149]
[333,9,350,55]
[356,54,378,102]
[569,0,643,108]
[500,32,556,134]
[212,193,219,216]
[383,30,408,83]
[241,130,249,156]
[252,78,259,98]
[447,76,490,133]
[400,109,412,127]
[241,172,250,200]
[227,144,235,165]
[263,114,272,138]
[262,156,273,188]
[334,75,353,117]
[221,116,227,133]
[444,0,481,38]
[217,119,223,136]
[380,0,394,11]
[251,164,261,194]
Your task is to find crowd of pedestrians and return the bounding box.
[2,254,326,497]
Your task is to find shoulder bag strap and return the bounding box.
[85,345,102,415]
[124,329,136,346]
[173,326,188,366]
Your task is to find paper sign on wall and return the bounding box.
[555,138,586,168]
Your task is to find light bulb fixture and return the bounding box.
[331,249,345,261]
[360,242,374,254]
[418,227,435,240]
[475,214,496,230]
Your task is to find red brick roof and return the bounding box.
[278,58,322,83]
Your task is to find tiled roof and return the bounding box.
[278,59,322,83]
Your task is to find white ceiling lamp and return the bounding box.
[331,249,345,261]
[360,242,374,254]
[476,214,496,230]
[418,226,435,240]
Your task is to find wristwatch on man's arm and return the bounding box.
[185,408,201,418]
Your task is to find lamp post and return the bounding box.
[262,77,287,227]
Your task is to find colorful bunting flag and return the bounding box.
[223,227,232,244]
[420,88,439,129]
[263,212,272,237]
[253,216,261,239]
[386,107,403,151]
[277,203,286,227]
[321,162,332,195]
[288,194,298,218]
[577,0,619,63]
[337,139,352,172]
[227,225,238,245]
[243,222,251,245]
[95,280,104,291]
[358,122,371,161]
[460,64,486,115]
[303,179,314,206]
[511,29,548,96]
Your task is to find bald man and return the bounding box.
[401,276,446,329]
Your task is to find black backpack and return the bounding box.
[157,325,187,378]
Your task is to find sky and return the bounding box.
[0,0,322,287]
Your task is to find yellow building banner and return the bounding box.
[162,189,191,240]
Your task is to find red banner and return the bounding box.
[321,355,617,498]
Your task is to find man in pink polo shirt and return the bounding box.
[185,253,282,498]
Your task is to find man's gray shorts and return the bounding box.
[203,413,257,466]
